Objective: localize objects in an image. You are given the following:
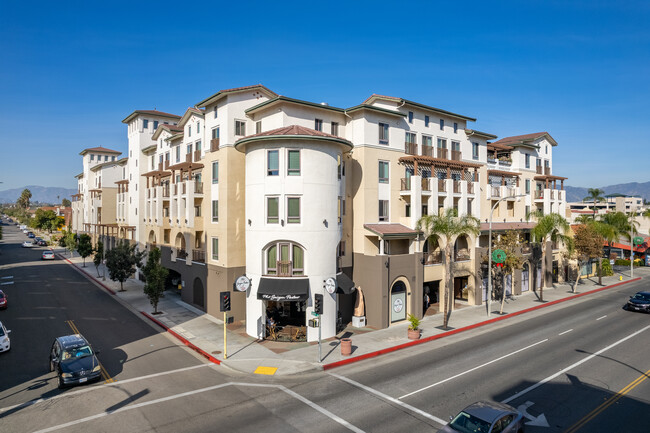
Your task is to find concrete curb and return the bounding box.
[56,253,117,295]
[322,277,642,370]
[140,311,221,365]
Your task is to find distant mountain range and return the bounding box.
[0,186,77,205]
[565,182,650,203]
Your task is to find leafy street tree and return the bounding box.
[93,240,104,278]
[418,208,481,329]
[50,216,65,233]
[64,231,77,258]
[532,212,571,301]
[33,209,59,233]
[569,224,604,293]
[17,189,32,209]
[105,240,145,292]
[76,234,93,267]
[488,230,525,314]
[62,198,71,207]
[142,247,169,314]
[583,188,605,219]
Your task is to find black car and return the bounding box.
[36,239,47,246]
[49,334,102,389]
[27,232,35,238]
[625,291,650,313]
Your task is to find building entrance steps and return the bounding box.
[55,247,649,376]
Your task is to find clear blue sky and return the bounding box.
[1,0,649,191]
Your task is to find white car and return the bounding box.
[42,250,55,260]
[0,321,10,353]
[22,241,35,248]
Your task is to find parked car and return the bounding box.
[22,241,35,248]
[0,290,6,309]
[0,321,10,353]
[27,232,35,238]
[625,291,650,313]
[37,239,47,246]
[49,334,102,389]
[42,250,55,260]
[438,401,525,433]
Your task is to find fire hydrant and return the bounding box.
[619,275,623,281]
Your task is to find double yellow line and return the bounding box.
[65,320,114,384]
[565,366,650,432]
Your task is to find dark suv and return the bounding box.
[49,334,102,389]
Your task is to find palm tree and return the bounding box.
[574,214,594,224]
[531,212,571,301]
[589,220,617,285]
[583,188,605,218]
[417,208,480,328]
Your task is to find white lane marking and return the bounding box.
[0,281,14,285]
[329,372,446,427]
[398,339,548,400]
[33,382,364,433]
[0,276,13,279]
[0,364,210,414]
[558,329,573,336]
[502,324,650,404]
[596,315,607,321]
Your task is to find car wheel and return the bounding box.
[57,374,65,389]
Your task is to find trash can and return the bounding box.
[340,338,352,356]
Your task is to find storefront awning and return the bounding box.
[257,277,309,301]
[336,272,356,295]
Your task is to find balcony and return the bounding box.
[424,251,442,265]
[192,249,206,263]
[421,177,431,191]
[210,138,220,152]
[277,261,293,277]
[467,182,474,194]
[453,180,461,193]
[401,178,411,191]
[491,186,501,198]
[438,148,448,160]
[185,153,192,163]
[405,142,417,155]
[194,181,203,194]
[450,150,461,161]
[536,166,543,174]
[194,149,201,162]
[454,249,471,262]
[421,145,433,157]
[534,190,544,199]
[165,160,170,169]
[176,249,188,260]
[438,179,447,192]
[162,186,170,198]
[544,167,550,175]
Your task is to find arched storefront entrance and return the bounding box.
[390,280,408,323]
[192,277,205,308]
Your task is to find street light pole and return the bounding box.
[487,193,526,317]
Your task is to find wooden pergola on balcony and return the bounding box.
[398,155,481,184]
[534,174,567,190]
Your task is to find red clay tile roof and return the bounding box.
[364,223,419,237]
[245,125,343,140]
[491,132,552,147]
[159,124,183,132]
[80,146,122,155]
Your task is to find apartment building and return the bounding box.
[72,84,569,342]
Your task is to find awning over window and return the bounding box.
[336,272,356,295]
[257,277,309,301]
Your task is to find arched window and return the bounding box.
[265,242,305,276]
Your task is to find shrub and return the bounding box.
[601,260,614,276]
[615,259,642,267]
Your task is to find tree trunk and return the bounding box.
[119,281,125,292]
[597,257,603,285]
[540,241,546,302]
[443,244,452,329]
[82,258,85,267]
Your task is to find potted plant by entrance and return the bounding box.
[407,314,421,340]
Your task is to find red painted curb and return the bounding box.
[57,253,117,295]
[323,277,642,370]
[140,311,221,365]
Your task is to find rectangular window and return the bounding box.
[143,119,149,129]
[408,111,413,124]
[165,152,170,162]
[437,138,447,148]
[331,122,339,136]
[525,179,531,193]
[211,237,219,260]
[267,197,279,223]
[186,144,192,154]
[472,142,479,160]
[235,120,246,136]
[153,120,159,130]
[197,123,200,133]
[406,132,416,144]
[212,127,220,139]
[425,115,430,127]
[214,105,218,119]
[525,154,530,169]
[175,146,181,162]
[439,119,444,130]
[453,122,458,133]
[195,140,201,151]
[212,161,219,184]
[194,205,201,217]
[159,154,163,165]
[378,161,389,183]
[287,197,301,223]
[287,150,300,176]
[525,205,530,218]
[188,126,191,137]
[379,200,389,221]
[256,121,262,134]
[315,118,323,132]
[267,150,279,176]
[379,122,389,145]
[422,135,432,147]
[211,200,218,222]
[405,203,411,217]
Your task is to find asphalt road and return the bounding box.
[1,218,649,432]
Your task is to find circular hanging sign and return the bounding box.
[234,275,250,292]
[393,298,404,313]
[325,277,336,294]
[633,236,644,246]
[492,249,507,264]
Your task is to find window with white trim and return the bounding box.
[211,200,218,222]
[235,120,246,136]
[265,242,304,276]
[287,149,300,176]
[267,150,279,176]
[211,237,219,260]
[267,197,279,224]
[287,197,301,224]
[379,123,389,145]
[378,160,389,183]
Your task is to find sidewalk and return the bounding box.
[55,248,648,376]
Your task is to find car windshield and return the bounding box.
[62,345,94,361]
[0,327,5,337]
[632,293,650,302]
[449,411,491,433]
